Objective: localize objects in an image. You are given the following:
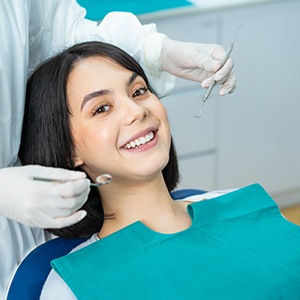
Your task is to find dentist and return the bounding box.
[0,0,236,298]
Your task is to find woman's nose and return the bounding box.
[122,98,148,125]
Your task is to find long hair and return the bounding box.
[19,41,180,238]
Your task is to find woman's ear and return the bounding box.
[73,153,84,167]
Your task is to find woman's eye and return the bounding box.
[92,104,110,116]
[132,87,148,98]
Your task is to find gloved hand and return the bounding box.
[160,38,236,95]
[0,165,90,228]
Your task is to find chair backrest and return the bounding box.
[6,237,88,300]
[6,188,205,300]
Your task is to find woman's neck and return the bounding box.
[98,178,191,238]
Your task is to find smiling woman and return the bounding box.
[19,42,300,300]
[67,54,172,185]
[19,41,180,240]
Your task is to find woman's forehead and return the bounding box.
[73,55,125,73]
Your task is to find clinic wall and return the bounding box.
[139,0,300,208]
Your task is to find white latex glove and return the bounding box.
[0,165,90,228]
[160,38,236,95]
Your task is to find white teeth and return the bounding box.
[125,131,155,149]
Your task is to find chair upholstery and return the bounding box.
[6,237,88,300]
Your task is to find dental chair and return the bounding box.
[6,188,206,300]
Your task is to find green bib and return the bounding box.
[52,184,300,299]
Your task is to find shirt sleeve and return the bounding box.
[29,0,175,97]
[40,235,98,299]
[40,268,77,300]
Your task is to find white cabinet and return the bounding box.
[140,0,300,207]
[217,0,300,206]
[162,89,218,191]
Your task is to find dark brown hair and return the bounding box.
[19,41,179,238]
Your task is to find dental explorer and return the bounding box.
[197,25,243,118]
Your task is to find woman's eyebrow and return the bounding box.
[127,72,138,86]
[80,72,139,111]
[81,90,110,111]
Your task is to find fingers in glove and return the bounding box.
[201,74,215,89]
[219,72,237,95]
[54,192,90,212]
[200,59,233,87]
[34,165,87,181]
[48,180,90,213]
[36,209,87,228]
[55,178,90,199]
[201,60,236,95]
[200,60,232,88]
[52,210,87,228]
[213,58,234,82]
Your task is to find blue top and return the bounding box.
[52,184,300,299]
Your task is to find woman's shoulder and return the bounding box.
[40,266,76,300]
[175,189,235,203]
[40,234,99,299]
[71,234,99,251]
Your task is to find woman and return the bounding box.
[19,42,300,299]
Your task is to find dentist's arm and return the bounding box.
[31,2,236,98]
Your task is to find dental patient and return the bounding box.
[19,41,300,300]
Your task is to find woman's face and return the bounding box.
[67,56,171,185]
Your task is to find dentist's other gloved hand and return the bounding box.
[0,165,90,228]
[160,38,236,95]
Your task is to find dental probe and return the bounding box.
[197,25,243,118]
[195,43,234,119]
[202,42,234,104]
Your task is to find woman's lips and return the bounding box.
[123,131,155,149]
[120,128,158,152]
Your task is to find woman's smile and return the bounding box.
[121,128,157,150]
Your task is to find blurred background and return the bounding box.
[77,0,300,224]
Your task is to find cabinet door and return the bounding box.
[217,0,300,206]
[162,90,218,155]
[178,153,215,191]
[162,89,218,190]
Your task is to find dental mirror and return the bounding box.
[90,174,113,187]
[32,173,113,187]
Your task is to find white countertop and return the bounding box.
[138,0,283,21]
[189,0,279,9]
